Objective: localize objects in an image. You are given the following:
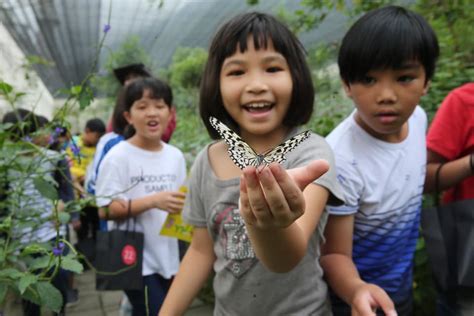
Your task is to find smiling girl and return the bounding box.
[160,12,345,315]
[95,77,186,316]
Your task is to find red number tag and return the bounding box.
[121,244,137,266]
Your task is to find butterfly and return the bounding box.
[209,116,311,169]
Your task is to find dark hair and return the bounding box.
[338,5,439,85]
[85,118,106,136]
[199,12,314,139]
[35,115,49,128]
[124,77,173,112]
[112,88,129,135]
[2,109,38,140]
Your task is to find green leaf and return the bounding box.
[29,255,51,270]
[14,92,26,101]
[0,81,13,95]
[37,281,62,313]
[0,268,23,279]
[61,256,83,274]
[70,85,82,95]
[0,283,7,305]
[78,92,93,109]
[0,122,13,131]
[33,177,58,200]
[58,212,71,224]
[22,284,41,306]
[0,216,12,231]
[19,273,38,294]
[21,243,50,256]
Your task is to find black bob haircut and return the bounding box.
[200,12,314,139]
[85,118,106,135]
[338,5,439,85]
[123,77,173,112]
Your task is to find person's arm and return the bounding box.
[98,190,185,220]
[239,160,329,272]
[160,227,215,316]
[424,150,473,193]
[321,215,396,316]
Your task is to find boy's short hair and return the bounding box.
[85,118,106,135]
[2,109,38,140]
[200,12,314,139]
[338,5,439,84]
[35,115,49,128]
[124,77,173,112]
[113,63,151,86]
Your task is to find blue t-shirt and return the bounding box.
[86,135,124,195]
[326,106,427,303]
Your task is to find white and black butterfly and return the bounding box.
[209,116,311,169]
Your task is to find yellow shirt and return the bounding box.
[66,135,96,181]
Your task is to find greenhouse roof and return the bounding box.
[0,0,347,94]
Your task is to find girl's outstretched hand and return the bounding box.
[239,160,329,229]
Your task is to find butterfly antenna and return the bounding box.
[256,164,267,174]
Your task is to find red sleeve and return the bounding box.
[426,88,468,160]
[161,108,177,143]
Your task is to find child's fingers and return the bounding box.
[352,285,396,316]
[257,166,296,223]
[242,167,272,223]
[171,192,186,199]
[286,159,329,191]
[166,204,181,213]
[370,288,397,316]
[267,163,305,218]
[239,176,257,225]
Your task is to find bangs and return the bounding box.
[339,6,439,83]
[352,23,423,79]
[214,13,299,64]
[124,78,173,110]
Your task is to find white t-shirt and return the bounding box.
[9,148,66,243]
[96,141,186,278]
[325,106,427,302]
[86,132,119,194]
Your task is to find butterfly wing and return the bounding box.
[262,130,311,165]
[209,117,260,169]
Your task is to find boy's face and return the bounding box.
[82,128,101,147]
[343,62,429,143]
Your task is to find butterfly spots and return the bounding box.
[209,116,310,169]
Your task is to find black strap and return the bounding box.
[434,163,444,207]
[112,199,137,233]
[124,199,137,233]
[433,162,461,294]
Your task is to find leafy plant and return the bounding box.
[0,5,112,310]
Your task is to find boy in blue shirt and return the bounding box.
[321,6,439,316]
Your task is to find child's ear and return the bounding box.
[123,111,132,124]
[342,80,352,98]
[422,80,431,96]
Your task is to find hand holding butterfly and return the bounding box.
[239,159,330,272]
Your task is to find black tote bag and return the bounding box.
[95,201,144,291]
[421,164,474,291]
